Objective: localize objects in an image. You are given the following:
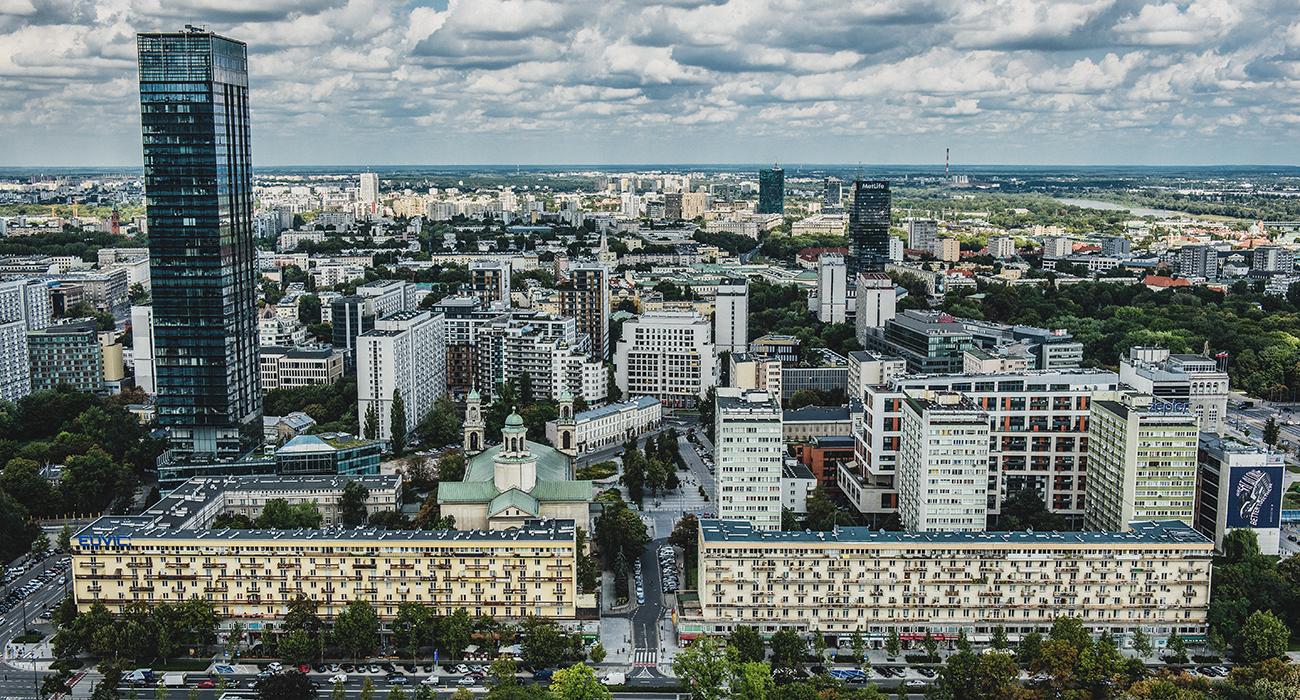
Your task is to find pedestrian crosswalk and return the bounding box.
[633,649,659,666]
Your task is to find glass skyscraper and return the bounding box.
[848,179,891,275]
[757,165,784,215]
[138,30,261,458]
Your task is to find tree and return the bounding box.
[1223,528,1263,563]
[922,630,939,659]
[0,492,37,564]
[549,664,611,700]
[770,629,804,669]
[257,670,316,700]
[438,452,466,483]
[365,402,379,440]
[589,642,606,664]
[213,512,253,529]
[451,688,473,700]
[387,686,408,700]
[804,487,840,532]
[998,486,1068,531]
[393,602,434,653]
[1265,417,1281,446]
[1049,616,1089,652]
[488,657,519,688]
[416,392,462,447]
[30,531,50,557]
[441,607,472,657]
[254,498,322,529]
[990,624,1009,651]
[1,457,55,517]
[730,625,766,664]
[672,636,730,700]
[520,372,534,406]
[852,630,865,663]
[521,617,566,669]
[781,508,801,531]
[278,629,315,665]
[1165,630,1188,663]
[391,388,407,454]
[361,678,377,700]
[1017,631,1043,665]
[1132,627,1152,659]
[1238,610,1290,664]
[333,680,347,700]
[955,628,971,654]
[56,524,73,551]
[334,598,380,658]
[733,662,774,700]
[340,480,371,528]
[885,627,901,658]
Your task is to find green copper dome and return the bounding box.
[504,411,525,428]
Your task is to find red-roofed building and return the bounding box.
[797,247,850,269]
[1142,275,1192,291]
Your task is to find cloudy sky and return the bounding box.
[1,0,1296,167]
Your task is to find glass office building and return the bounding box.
[138,30,262,458]
[848,180,891,275]
[758,165,784,215]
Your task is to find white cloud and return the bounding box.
[0,0,1295,165]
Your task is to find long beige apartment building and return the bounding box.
[679,519,1212,649]
[72,517,585,629]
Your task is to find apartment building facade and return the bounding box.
[615,311,717,410]
[71,517,583,632]
[896,391,990,532]
[685,519,1213,647]
[715,388,784,531]
[1084,390,1199,532]
[357,311,447,443]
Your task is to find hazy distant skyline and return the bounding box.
[2,0,1296,168]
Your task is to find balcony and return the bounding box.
[80,562,105,569]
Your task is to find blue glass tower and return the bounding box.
[757,164,784,215]
[848,180,891,275]
[138,29,261,458]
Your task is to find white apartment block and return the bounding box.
[1120,347,1228,435]
[313,261,366,289]
[706,219,760,239]
[854,273,896,348]
[358,279,419,318]
[714,388,784,531]
[904,217,938,253]
[260,346,347,390]
[988,236,1016,259]
[144,474,402,530]
[686,519,1213,646]
[852,369,1118,529]
[730,353,783,401]
[357,311,447,443]
[714,277,749,355]
[0,278,52,401]
[896,391,989,532]
[846,350,906,401]
[814,253,848,324]
[359,172,379,203]
[131,305,156,394]
[1043,236,1072,259]
[258,314,308,347]
[1084,390,1199,532]
[615,311,717,410]
[545,396,662,453]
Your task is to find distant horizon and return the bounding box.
[3,163,1300,175]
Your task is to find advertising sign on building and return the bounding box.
[1227,465,1283,529]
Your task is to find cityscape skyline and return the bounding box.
[2,0,1297,168]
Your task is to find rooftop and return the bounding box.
[782,463,816,481]
[144,473,401,529]
[783,406,851,423]
[573,396,659,422]
[76,516,576,547]
[700,518,1213,547]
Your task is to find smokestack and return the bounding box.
[946,148,950,178]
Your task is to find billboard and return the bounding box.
[1227,465,1283,530]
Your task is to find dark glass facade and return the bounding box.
[138,30,261,458]
[758,166,784,215]
[848,180,891,275]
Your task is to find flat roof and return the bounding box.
[574,396,659,422]
[700,519,1212,547]
[145,473,401,529]
[75,516,577,547]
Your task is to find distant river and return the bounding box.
[1055,198,1188,219]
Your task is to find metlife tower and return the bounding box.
[137,29,262,458]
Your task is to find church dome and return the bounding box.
[505,411,525,428]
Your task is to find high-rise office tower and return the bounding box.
[559,263,610,360]
[757,164,784,215]
[847,180,890,275]
[360,172,380,204]
[138,29,261,457]
[823,177,842,208]
[713,277,749,355]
